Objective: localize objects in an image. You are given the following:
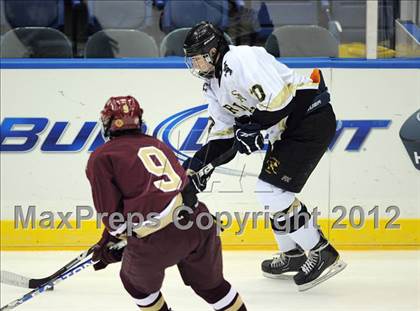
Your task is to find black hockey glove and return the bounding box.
[177,180,199,224]
[92,229,124,271]
[182,157,213,193]
[181,180,199,208]
[234,120,264,155]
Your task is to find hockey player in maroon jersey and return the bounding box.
[86,96,247,311]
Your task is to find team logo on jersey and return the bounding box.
[223,61,233,77]
[265,156,280,175]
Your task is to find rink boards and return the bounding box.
[1,58,419,250]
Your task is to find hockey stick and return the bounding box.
[195,147,237,180]
[0,258,93,311]
[193,147,237,230]
[1,237,128,289]
[0,240,126,310]
[1,244,97,289]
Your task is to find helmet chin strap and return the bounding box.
[214,32,225,62]
[199,47,221,79]
[199,70,215,79]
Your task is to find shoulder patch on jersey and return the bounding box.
[223,61,233,77]
[203,82,210,92]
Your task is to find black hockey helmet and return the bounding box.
[183,21,229,78]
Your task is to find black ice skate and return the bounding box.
[261,247,307,279]
[293,236,347,291]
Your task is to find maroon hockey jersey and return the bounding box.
[86,133,188,232]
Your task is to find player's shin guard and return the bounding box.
[193,280,247,311]
[255,179,297,251]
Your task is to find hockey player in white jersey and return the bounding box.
[182,22,346,291]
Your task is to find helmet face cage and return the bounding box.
[185,52,215,79]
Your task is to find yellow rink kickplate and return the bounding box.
[1,218,419,251]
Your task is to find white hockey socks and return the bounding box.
[289,217,321,251]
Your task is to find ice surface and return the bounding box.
[1,251,419,311]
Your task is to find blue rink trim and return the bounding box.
[1,57,420,69]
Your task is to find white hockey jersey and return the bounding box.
[204,45,319,144]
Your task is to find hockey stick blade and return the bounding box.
[0,240,127,310]
[0,271,31,288]
[0,258,94,311]
[1,240,127,289]
[1,245,97,289]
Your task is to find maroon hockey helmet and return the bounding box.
[100,96,143,137]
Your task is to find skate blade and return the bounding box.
[262,272,295,280]
[297,260,347,292]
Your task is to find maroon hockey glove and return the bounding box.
[92,229,124,271]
